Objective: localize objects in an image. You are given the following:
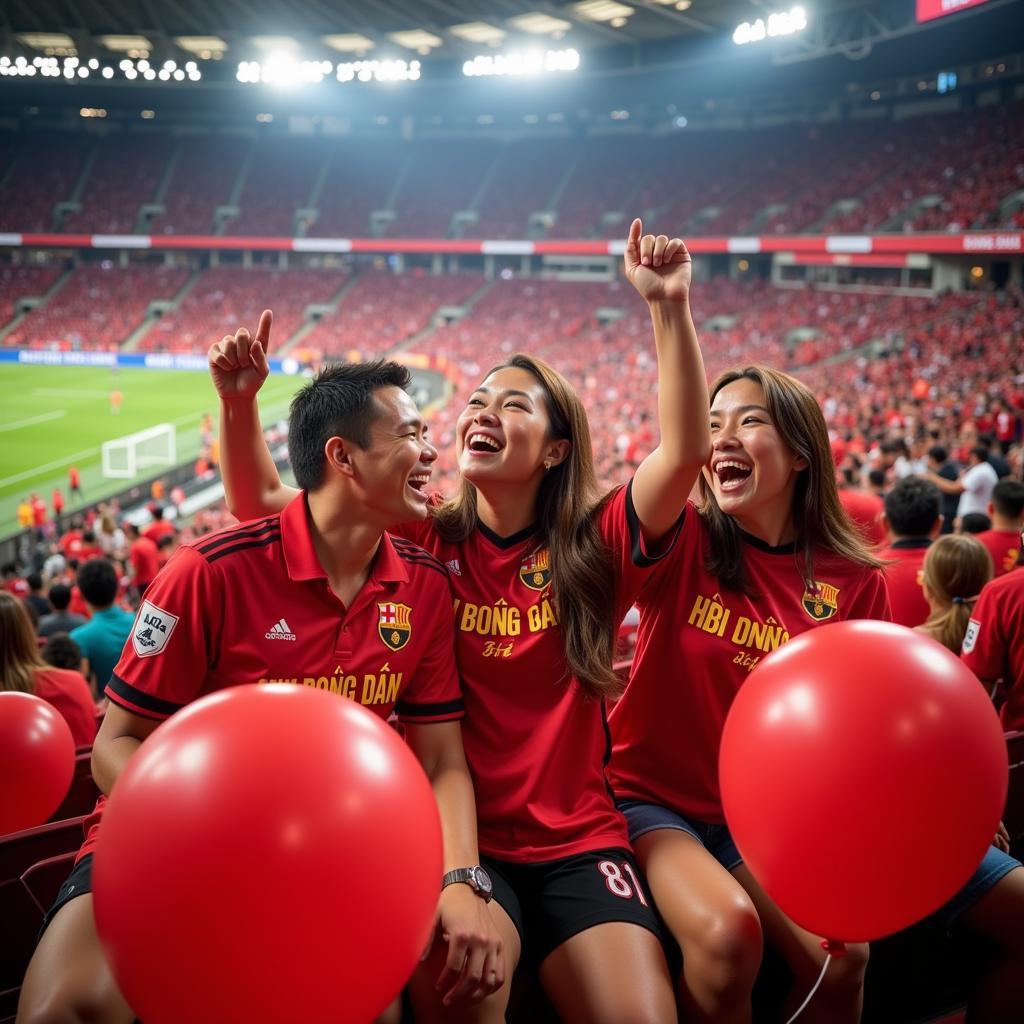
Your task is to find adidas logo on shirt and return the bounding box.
[446,559,462,576]
[265,618,297,641]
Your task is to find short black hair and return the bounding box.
[884,477,942,537]
[960,512,991,535]
[970,446,990,464]
[287,360,412,492]
[868,468,886,488]
[928,445,948,464]
[48,583,71,610]
[42,632,82,671]
[76,557,118,607]
[26,572,43,590]
[992,480,1024,519]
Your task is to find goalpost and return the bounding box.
[101,423,177,480]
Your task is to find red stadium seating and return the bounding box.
[0,265,63,329]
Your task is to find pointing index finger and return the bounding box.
[255,309,273,352]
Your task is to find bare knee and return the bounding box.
[682,898,763,989]
[815,941,869,996]
[18,996,109,1024]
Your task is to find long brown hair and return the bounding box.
[698,366,884,593]
[0,591,45,694]
[431,354,620,699]
[920,534,993,653]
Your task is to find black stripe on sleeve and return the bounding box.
[625,478,685,568]
[205,533,282,564]
[394,697,465,719]
[395,554,448,578]
[391,538,446,572]
[196,518,280,555]
[106,673,184,719]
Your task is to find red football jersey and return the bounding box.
[81,493,463,862]
[878,539,931,628]
[976,529,1021,578]
[608,505,892,823]
[395,481,676,862]
[838,487,886,548]
[962,571,1024,731]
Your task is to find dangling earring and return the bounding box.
[543,460,552,472]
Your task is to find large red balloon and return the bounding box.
[0,691,75,835]
[93,684,443,1024]
[720,620,1007,942]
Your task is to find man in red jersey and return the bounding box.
[878,476,942,628]
[124,520,159,597]
[962,524,1024,732]
[837,466,886,548]
[18,352,502,1024]
[976,480,1024,577]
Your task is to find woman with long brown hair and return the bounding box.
[210,218,709,1022]
[0,591,96,747]
[608,366,889,1024]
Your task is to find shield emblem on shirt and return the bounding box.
[519,548,552,592]
[132,599,179,658]
[801,581,840,622]
[378,602,412,652]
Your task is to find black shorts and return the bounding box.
[40,854,93,938]
[481,847,663,965]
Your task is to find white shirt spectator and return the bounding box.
[957,460,998,518]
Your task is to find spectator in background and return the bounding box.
[977,480,1024,577]
[0,592,96,747]
[979,433,1012,481]
[24,573,51,621]
[2,562,28,598]
[928,445,999,521]
[879,477,943,628]
[42,545,66,581]
[867,467,888,499]
[917,534,993,654]
[959,512,992,535]
[156,533,178,569]
[928,445,961,535]
[41,632,85,673]
[963,524,1024,732]
[96,512,125,558]
[142,504,175,544]
[837,467,886,548]
[70,559,135,696]
[124,521,159,597]
[37,583,88,638]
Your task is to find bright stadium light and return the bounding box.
[462,48,580,77]
[236,52,332,86]
[336,59,420,83]
[733,6,807,44]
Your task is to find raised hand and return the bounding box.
[207,309,273,400]
[624,217,692,304]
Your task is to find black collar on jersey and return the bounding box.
[889,538,933,550]
[476,519,538,549]
[738,529,796,555]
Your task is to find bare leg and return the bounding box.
[635,829,761,1024]
[16,894,135,1024]
[731,865,869,1024]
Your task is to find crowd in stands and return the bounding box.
[0,102,1020,241]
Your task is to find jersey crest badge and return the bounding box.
[378,602,412,652]
[801,581,840,622]
[962,618,980,654]
[132,599,179,658]
[519,548,552,592]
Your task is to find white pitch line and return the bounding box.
[0,410,67,433]
[31,388,115,399]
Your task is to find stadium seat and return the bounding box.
[47,750,100,824]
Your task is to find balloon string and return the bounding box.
[783,952,832,1024]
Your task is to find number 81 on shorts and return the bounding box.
[597,860,649,905]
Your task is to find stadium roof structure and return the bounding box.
[5,0,1015,65]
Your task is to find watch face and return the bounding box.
[471,866,493,894]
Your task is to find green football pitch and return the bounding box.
[0,365,304,535]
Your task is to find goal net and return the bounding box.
[101,423,177,480]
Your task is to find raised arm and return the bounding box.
[624,218,711,541]
[207,309,299,519]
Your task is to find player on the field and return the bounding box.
[211,219,709,1023]
[17,361,501,1024]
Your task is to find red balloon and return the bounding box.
[93,684,443,1024]
[720,620,1007,942]
[0,691,75,835]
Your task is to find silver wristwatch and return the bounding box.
[442,865,493,902]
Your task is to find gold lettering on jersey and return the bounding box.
[453,598,522,637]
[527,598,558,633]
[482,640,515,658]
[687,596,795,673]
[297,675,359,698]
